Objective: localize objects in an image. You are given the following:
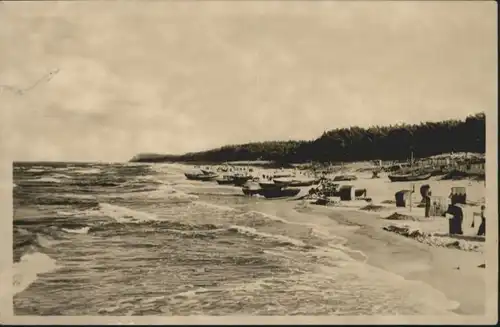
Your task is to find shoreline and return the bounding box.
[294,204,485,315]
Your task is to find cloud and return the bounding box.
[0,1,496,161]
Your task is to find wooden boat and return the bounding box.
[232,175,253,186]
[242,184,301,199]
[388,172,432,182]
[200,168,215,175]
[185,172,218,181]
[259,181,279,189]
[273,177,319,187]
[333,174,358,181]
[216,175,235,185]
[242,186,262,196]
[242,181,263,196]
[261,187,301,199]
[196,173,219,181]
[184,172,202,180]
[273,171,294,178]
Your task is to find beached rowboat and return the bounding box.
[388,172,432,182]
[259,181,279,189]
[216,175,236,185]
[185,172,219,181]
[232,175,253,186]
[242,181,301,199]
[261,187,301,199]
[273,177,319,187]
[333,175,358,181]
[242,186,301,198]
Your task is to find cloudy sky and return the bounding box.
[0,1,496,162]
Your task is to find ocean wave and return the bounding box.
[116,185,199,202]
[146,185,199,200]
[97,203,160,223]
[62,226,91,234]
[26,168,46,173]
[25,177,62,183]
[162,228,224,240]
[13,228,39,251]
[233,210,333,241]
[13,227,68,253]
[22,194,100,207]
[51,173,72,179]
[87,220,221,236]
[226,225,309,248]
[192,200,237,212]
[13,252,59,295]
[71,168,102,175]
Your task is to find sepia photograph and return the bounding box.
[0,0,497,324]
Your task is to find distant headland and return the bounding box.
[130,112,485,164]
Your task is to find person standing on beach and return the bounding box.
[472,205,486,236]
[444,204,464,235]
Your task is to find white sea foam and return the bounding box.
[193,200,236,212]
[228,225,306,247]
[56,210,79,216]
[72,168,101,175]
[62,226,90,234]
[50,173,72,179]
[38,177,62,183]
[142,185,199,201]
[238,210,335,241]
[13,252,58,295]
[23,177,62,183]
[98,203,160,223]
[26,168,45,173]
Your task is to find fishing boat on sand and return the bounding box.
[388,172,432,182]
[333,174,358,181]
[242,182,301,199]
[216,175,236,185]
[232,175,253,186]
[241,182,262,196]
[215,173,253,186]
[185,171,219,181]
[387,150,432,182]
[259,181,279,189]
[200,168,215,175]
[272,171,294,179]
[273,177,320,187]
[261,187,301,199]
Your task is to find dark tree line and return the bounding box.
[131,113,486,164]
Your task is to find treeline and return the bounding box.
[131,112,486,164]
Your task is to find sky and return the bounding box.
[0,1,497,162]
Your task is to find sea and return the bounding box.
[13,161,460,316]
